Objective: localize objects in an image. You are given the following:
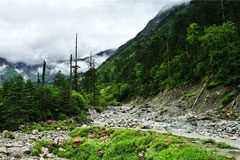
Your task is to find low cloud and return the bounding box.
[0,0,190,65]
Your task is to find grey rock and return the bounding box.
[21,146,31,155]
[0,147,7,154]
[11,151,22,158]
[32,130,39,135]
[43,153,54,158]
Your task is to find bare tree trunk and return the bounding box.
[74,33,78,89]
[220,0,225,23]
[40,60,46,121]
[42,60,46,89]
[192,73,213,108]
[93,60,96,106]
[70,54,72,92]
[37,72,40,87]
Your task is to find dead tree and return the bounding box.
[70,54,73,92]
[92,59,96,106]
[42,60,46,89]
[37,72,40,86]
[87,52,96,106]
[40,60,46,121]
[72,33,80,91]
[220,0,225,23]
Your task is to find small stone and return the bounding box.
[2,130,15,139]
[72,137,85,147]
[138,153,144,160]
[98,151,104,157]
[21,147,31,155]
[43,153,54,158]
[88,134,95,141]
[136,125,142,129]
[229,137,239,141]
[82,124,87,127]
[0,153,7,160]
[59,148,65,152]
[9,157,15,160]
[0,147,7,154]
[11,151,22,158]
[40,147,48,154]
[32,129,39,135]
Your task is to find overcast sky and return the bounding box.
[0,0,190,65]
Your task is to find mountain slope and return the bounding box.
[96,0,240,101]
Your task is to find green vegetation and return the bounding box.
[203,139,216,144]
[93,0,240,102]
[0,71,89,131]
[220,92,237,105]
[181,93,195,101]
[30,140,52,156]
[31,126,235,160]
[217,142,237,149]
[21,120,75,133]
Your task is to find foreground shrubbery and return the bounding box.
[32,126,235,160]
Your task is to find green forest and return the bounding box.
[96,0,240,101]
[0,0,240,131]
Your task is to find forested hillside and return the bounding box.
[1,0,240,131]
[0,72,89,131]
[95,0,240,103]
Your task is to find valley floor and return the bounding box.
[1,103,240,159]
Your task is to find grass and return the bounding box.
[217,142,237,149]
[220,92,237,105]
[208,81,223,88]
[21,120,75,133]
[30,140,52,156]
[203,138,216,144]
[30,126,236,160]
[181,93,195,101]
[202,116,217,123]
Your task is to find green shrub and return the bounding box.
[203,138,216,144]
[217,142,236,149]
[156,145,230,160]
[220,92,237,105]
[181,93,195,101]
[53,127,234,160]
[30,140,51,156]
[208,81,222,88]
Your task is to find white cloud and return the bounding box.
[0,0,190,65]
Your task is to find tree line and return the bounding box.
[0,71,88,131]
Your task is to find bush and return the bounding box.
[30,140,51,156]
[217,142,236,149]
[220,92,237,105]
[203,139,216,144]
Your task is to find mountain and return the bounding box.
[96,0,240,102]
[0,49,116,84]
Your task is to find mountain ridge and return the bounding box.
[0,49,116,84]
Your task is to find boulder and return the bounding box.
[2,130,15,139]
[136,125,142,129]
[21,147,31,155]
[98,151,104,157]
[72,137,85,147]
[11,151,22,158]
[0,147,7,154]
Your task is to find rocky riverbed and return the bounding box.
[89,104,240,143]
[0,129,70,160]
[1,103,240,160]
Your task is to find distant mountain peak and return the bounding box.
[0,49,116,84]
